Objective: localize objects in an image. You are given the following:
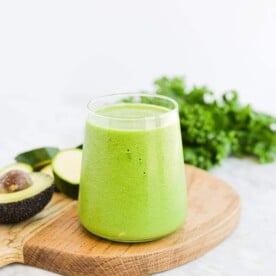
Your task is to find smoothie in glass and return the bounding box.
[79,94,186,242]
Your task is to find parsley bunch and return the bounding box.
[154,77,276,170]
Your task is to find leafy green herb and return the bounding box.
[154,77,276,170]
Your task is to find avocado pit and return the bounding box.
[0,170,33,193]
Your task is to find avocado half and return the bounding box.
[0,172,54,224]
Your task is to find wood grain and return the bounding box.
[0,165,240,276]
[0,193,75,267]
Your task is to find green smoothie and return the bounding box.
[79,103,186,242]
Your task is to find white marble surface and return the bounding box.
[0,91,276,276]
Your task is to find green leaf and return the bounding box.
[153,76,276,170]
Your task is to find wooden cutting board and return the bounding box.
[0,165,240,276]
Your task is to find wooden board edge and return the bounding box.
[23,200,240,276]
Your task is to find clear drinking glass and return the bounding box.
[78,93,187,242]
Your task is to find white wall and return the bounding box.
[0,0,275,161]
[1,0,276,110]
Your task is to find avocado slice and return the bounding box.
[15,147,59,171]
[40,164,53,177]
[52,149,82,199]
[0,172,54,224]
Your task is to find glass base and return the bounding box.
[81,223,184,243]
[84,230,169,243]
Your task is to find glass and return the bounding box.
[78,93,187,242]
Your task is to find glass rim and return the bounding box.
[87,92,178,122]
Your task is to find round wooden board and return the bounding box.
[0,165,240,276]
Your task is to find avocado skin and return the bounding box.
[0,184,54,224]
[54,172,79,200]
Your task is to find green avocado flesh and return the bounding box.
[40,164,54,177]
[0,173,54,224]
[52,149,82,199]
